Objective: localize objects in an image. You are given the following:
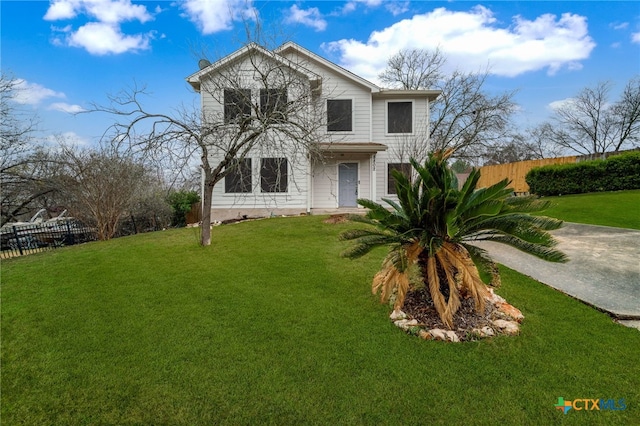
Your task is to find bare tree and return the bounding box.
[379,48,517,159]
[379,47,446,90]
[0,72,55,225]
[52,143,157,240]
[541,77,640,156]
[89,42,330,246]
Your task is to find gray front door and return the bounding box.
[338,163,358,207]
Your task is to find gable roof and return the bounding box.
[275,41,381,93]
[186,41,441,101]
[186,42,322,92]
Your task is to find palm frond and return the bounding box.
[371,242,423,309]
[441,243,488,312]
[465,215,563,246]
[480,234,569,263]
[463,243,501,287]
[340,233,405,259]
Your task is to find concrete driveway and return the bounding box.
[472,223,640,328]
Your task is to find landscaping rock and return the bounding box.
[485,288,506,305]
[472,326,495,337]
[428,329,448,341]
[389,309,407,320]
[393,319,418,331]
[418,330,433,340]
[495,302,524,323]
[492,319,520,335]
[445,330,460,342]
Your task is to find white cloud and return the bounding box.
[285,5,327,32]
[12,79,65,105]
[45,131,92,148]
[632,32,640,44]
[323,6,596,83]
[49,102,87,114]
[344,0,383,11]
[180,0,257,34]
[66,22,153,55]
[548,98,575,111]
[342,0,406,16]
[44,0,154,55]
[385,1,410,16]
[611,22,629,30]
[44,0,152,24]
[44,0,77,20]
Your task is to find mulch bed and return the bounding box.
[402,287,496,338]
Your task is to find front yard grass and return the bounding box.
[537,189,640,230]
[2,216,639,425]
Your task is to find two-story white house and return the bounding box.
[187,42,440,221]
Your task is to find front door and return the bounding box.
[338,163,358,207]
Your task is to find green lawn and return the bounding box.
[537,189,640,230]
[2,216,639,425]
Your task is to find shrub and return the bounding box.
[167,190,200,227]
[526,152,640,196]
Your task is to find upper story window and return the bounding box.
[261,158,288,193]
[224,89,252,124]
[225,158,252,193]
[260,88,288,122]
[327,99,353,132]
[387,101,413,134]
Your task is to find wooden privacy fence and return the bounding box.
[477,156,577,194]
[186,202,202,225]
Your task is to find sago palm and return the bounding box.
[340,149,567,328]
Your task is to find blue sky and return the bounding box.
[2,0,639,146]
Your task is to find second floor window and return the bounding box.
[260,88,287,121]
[224,89,252,124]
[387,101,413,134]
[225,158,252,193]
[327,99,352,132]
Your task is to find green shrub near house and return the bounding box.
[167,190,200,227]
[526,152,640,196]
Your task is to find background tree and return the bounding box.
[478,132,561,165]
[0,72,55,225]
[379,48,517,161]
[538,77,640,156]
[52,143,161,240]
[90,41,332,246]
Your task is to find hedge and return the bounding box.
[525,152,640,196]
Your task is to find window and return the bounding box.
[260,88,287,121]
[224,89,252,124]
[387,163,412,194]
[225,158,252,193]
[327,99,352,132]
[261,158,288,193]
[387,101,413,134]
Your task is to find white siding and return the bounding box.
[311,154,372,208]
[210,149,309,210]
[280,51,372,143]
[195,45,434,213]
[372,97,430,204]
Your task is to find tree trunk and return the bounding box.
[200,181,214,246]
